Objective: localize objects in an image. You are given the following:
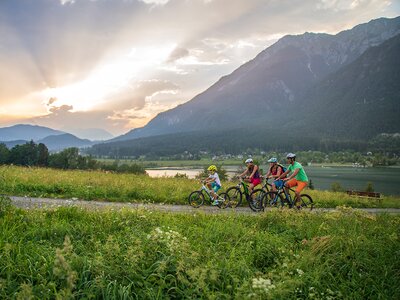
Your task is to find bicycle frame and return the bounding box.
[236,177,250,195]
[261,177,272,192]
[201,184,216,202]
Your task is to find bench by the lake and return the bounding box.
[346,190,381,199]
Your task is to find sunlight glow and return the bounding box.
[39,44,176,112]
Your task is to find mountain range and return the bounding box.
[0,125,95,151]
[2,17,400,156]
[0,125,64,141]
[111,16,400,146]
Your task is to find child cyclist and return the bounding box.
[204,165,222,205]
[277,153,309,208]
[265,157,285,191]
[239,158,261,195]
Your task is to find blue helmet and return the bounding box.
[268,157,278,163]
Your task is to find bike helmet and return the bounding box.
[286,153,296,159]
[268,157,278,163]
[245,158,253,164]
[207,165,217,172]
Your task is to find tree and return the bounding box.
[37,143,49,166]
[49,148,80,169]
[0,143,10,164]
[9,141,39,166]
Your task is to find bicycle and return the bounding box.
[225,177,264,212]
[188,182,230,208]
[248,176,274,210]
[262,181,314,211]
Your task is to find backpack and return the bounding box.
[277,164,287,173]
[269,164,286,175]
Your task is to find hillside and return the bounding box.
[295,34,400,138]
[88,127,373,158]
[113,16,400,142]
[38,133,94,151]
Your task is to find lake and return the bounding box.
[146,165,400,196]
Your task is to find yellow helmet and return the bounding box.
[207,165,217,172]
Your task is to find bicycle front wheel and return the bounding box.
[188,191,205,208]
[263,192,285,210]
[217,192,230,209]
[249,189,265,212]
[300,194,314,210]
[225,187,242,208]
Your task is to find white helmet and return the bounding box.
[245,158,253,164]
[286,153,296,158]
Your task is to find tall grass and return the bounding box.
[0,165,399,208]
[0,199,399,299]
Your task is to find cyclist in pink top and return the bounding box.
[239,158,261,194]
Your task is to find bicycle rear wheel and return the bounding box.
[188,191,205,208]
[262,192,285,210]
[300,194,314,210]
[225,187,242,208]
[249,189,264,212]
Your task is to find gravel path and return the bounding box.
[7,196,400,215]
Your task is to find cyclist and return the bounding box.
[204,165,222,205]
[278,153,309,208]
[239,158,261,195]
[265,157,285,191]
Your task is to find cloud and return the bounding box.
[167,47,189,62]
[111,79,180,111]
[47,97,58,106]
[31,107,127,136]
[1,0,398,135]
[48,104,73,114]
[139,0,170,6]
[60,0,75,5]
[316,0,367,11]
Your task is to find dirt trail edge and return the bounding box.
[7,196,400,215]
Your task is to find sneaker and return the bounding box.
[212,200,219,206]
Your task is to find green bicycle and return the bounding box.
[225,177,264,212]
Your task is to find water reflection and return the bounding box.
[146,166,400,195]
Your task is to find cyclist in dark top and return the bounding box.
[239,158,261,195]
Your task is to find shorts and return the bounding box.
[286,178,308,193]
[273,179,284,189]
[250,177,261,187]
[211,182,221,192]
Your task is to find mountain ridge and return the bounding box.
[112,16,400,142]
[0,125,97,151]
[0,124,65,141]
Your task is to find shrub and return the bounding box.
[365,182,374,193]
[331,182,343,192]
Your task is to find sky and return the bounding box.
[0,0,399,138]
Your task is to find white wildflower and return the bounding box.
[297,269,304,276]
[251,277,275,294]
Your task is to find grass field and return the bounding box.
[1,165,399,208]
[0,197,399,299]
